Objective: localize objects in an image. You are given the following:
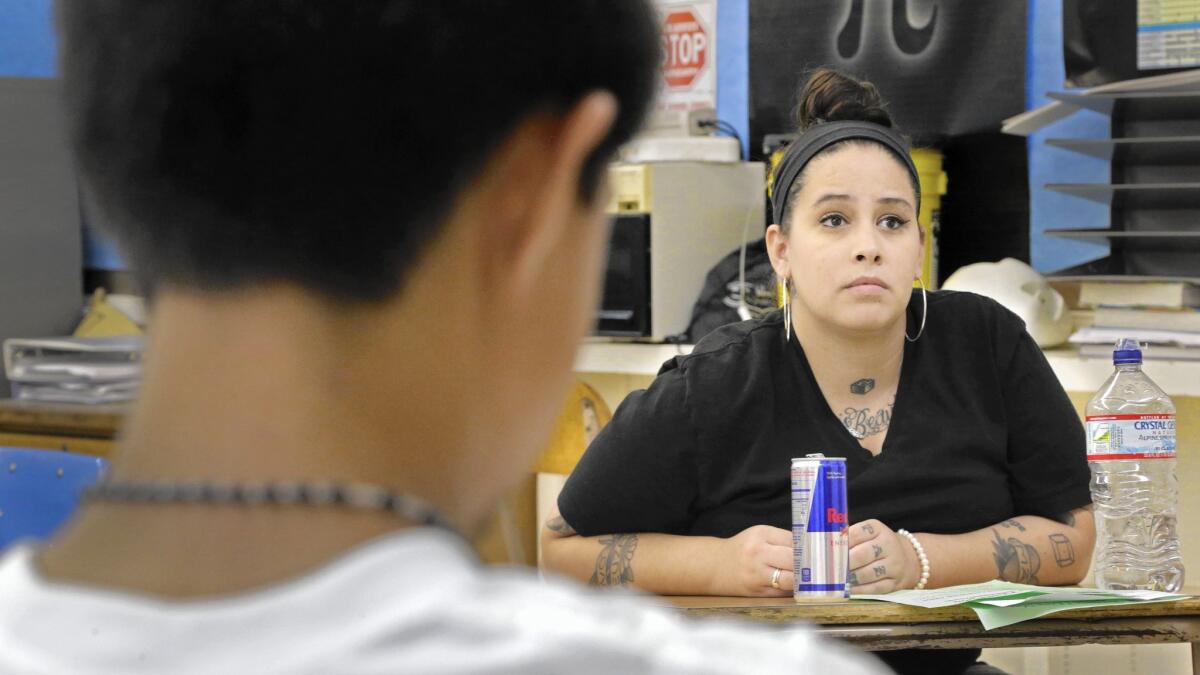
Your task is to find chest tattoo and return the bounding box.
[841,399,894,439]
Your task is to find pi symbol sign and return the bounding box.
[837,0,939,60]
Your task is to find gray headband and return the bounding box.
[770,120,919,227]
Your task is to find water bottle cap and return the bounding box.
[1113,337,1142,365]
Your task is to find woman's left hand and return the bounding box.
[847,519,919,594]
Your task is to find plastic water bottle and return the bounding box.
[1086,338,1183,592]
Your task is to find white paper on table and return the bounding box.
[852,581,1035,608]
[972,588,1183,606]
[853,580,1189,609]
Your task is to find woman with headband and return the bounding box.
[543,69,1094,674]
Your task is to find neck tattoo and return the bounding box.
[850,378,875,395]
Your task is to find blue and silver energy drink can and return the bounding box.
[791,454,849,602]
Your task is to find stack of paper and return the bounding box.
[854,580,1189,629]
[1054,278,1200,360]
[2,336,143,404]
[1091,307,1200,333]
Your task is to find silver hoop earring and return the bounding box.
[905,278,927,343]
[782,278,792,343]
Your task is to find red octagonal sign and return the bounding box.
[663,8,708,89]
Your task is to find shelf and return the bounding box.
[1045,182,1200,208]
[1045,136,1200,164]
[1045,228,1200,240]
[1038,85,1200,298]
[1050,253,1200,280]
[1048,91,1200,118]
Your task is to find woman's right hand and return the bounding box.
[718,525,794,597]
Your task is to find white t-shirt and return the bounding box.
[0,528,887,674]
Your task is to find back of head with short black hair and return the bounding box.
[57,1,660,301]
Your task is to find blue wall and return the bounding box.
[0,0,55,77]
[1026,0,1110,273]
[716,0,749,159]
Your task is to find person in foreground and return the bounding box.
[542,69,1096,675]
[0,3,891,674]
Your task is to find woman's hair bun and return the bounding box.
[794,68,893,132]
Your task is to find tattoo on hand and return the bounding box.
[872,564,886,579]
[850,378,876,395]
[849,572,859,586]
[589,534,638,587]
[545,516,576,536]
[1049,533,1076,567]
[862,523,876,535]
[991,530,1041,584]
[1001,519,1027,532]
[872,544,883,560]
[842,400,894,439]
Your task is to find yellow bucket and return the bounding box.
[911,148,948,290]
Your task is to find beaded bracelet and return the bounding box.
[896,528,930,590]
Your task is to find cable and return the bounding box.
[697,118,745,161]
[696,117,755,322]
[735,175,765,322]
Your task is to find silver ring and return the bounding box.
[770,567,782,590]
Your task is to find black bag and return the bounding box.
[685,238,779,344]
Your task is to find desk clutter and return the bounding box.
[0,289,145,405]
[2,336,142,405]
[1060,278,1200,361]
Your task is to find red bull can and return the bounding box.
[791,454,849,602]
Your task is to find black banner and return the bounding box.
[748,0,1028,151]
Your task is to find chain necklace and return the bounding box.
[84,479,457,532]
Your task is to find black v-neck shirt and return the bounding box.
[559,290,1091,675]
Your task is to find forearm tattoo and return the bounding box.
[841,400,894,439]
[545,516,576,536]
[991,529,1041,584]
[1049,533,1076,567]
[590,534,638,587]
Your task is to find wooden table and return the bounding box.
[0,399,125,457]
[667,594,1200,671]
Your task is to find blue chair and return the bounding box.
[0,448,108,551]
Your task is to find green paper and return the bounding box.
[967,597,1189,630]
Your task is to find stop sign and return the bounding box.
[663,8,708,89]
